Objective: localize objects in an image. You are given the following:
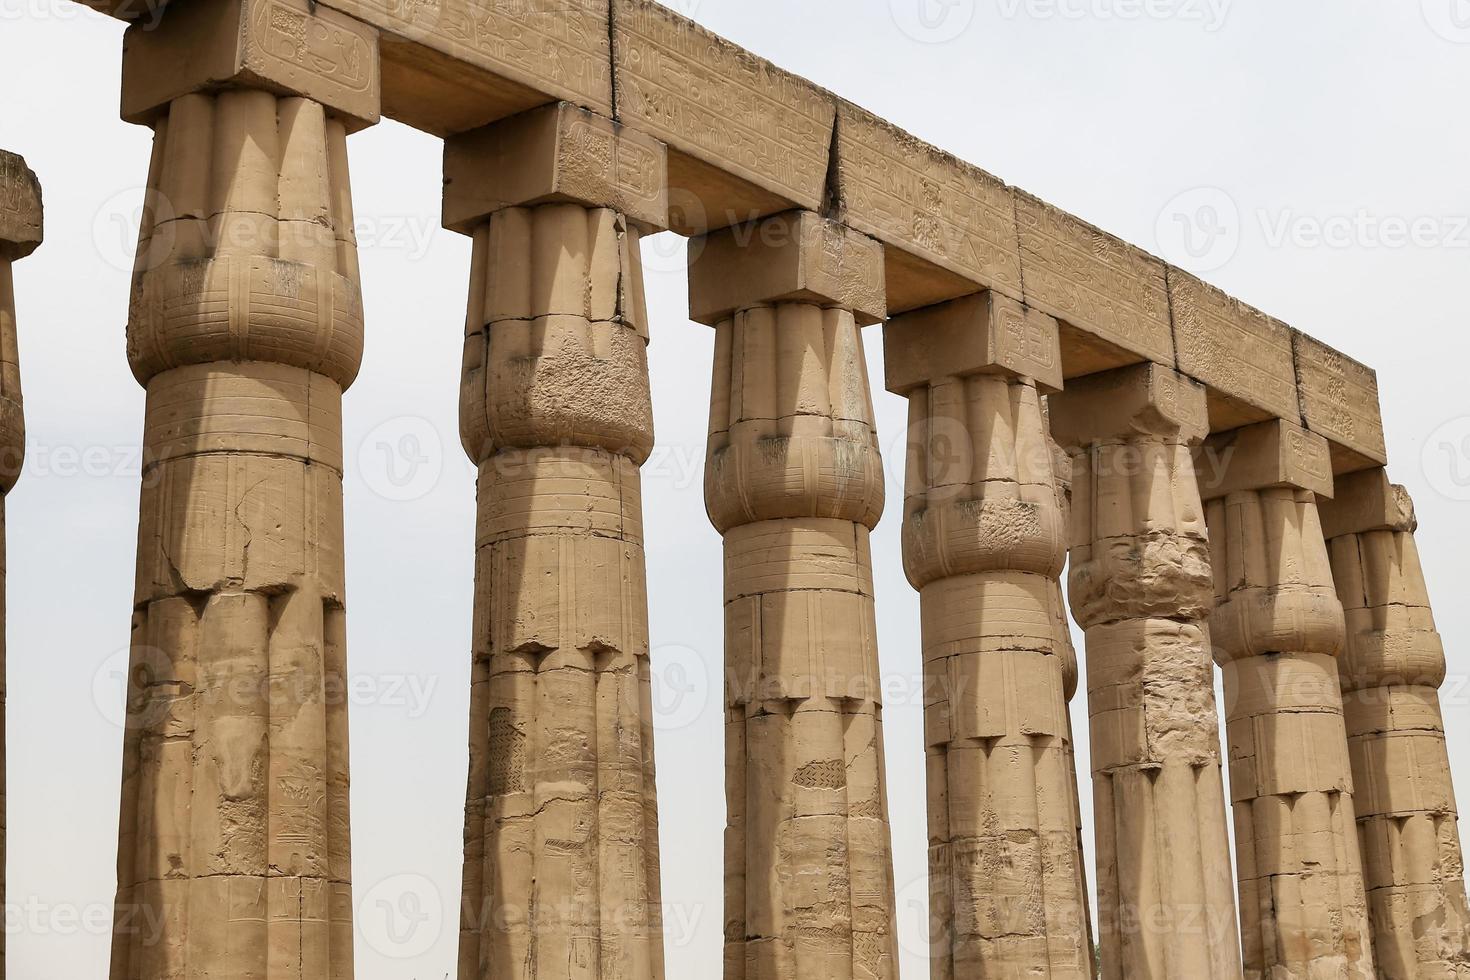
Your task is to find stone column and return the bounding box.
[109,2,379,976]
[1199,419,1374,979]
[690,210,898,980]
[1320,469,1470,977]
[1048,363,1241,979]
[446,103,668,980]
[884,292,1093,978]
[0,150,41,978]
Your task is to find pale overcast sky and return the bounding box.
[2,1,1469,977]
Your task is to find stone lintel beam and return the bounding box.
[442,102,668,235]
[1197,417,1335,502]
[1047,361,1208,450]
[832,101,1022,314]
[688,211,887,327]
[882,290,1062,396]
[120,0,382,131]
[1167,266,1298,430]
[1293,330,1388,475]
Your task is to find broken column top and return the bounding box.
[0,151,43,260]
[688,210,887,326]
[882,290,1061,395]
[1197,418,1335,502]
[120,0,382,131]
[1317,468,1415,539]
[1048,361,1209,449]
[443,102,669,234]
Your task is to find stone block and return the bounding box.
[1318,468,1415,540]
[883,291,1060,395]
[1198,418,1334,501]
[121,0,381,130]
[1048,362,1208,448]
[0,151,42,260]
[689,211,886,326]
[443,102,667,233]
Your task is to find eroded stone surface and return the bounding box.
[112,90,360,979]
[1052,364,1240,979]
[701,212,898,980]
[1322,470,1470,979]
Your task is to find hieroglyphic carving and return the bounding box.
[835,102,1022,306]
[1015,191,1173,368]
[247,0,377,95]
[1294,330,1388,470]
[613,0,834,212]
[322,0,612,114]
[1169,266,1298,425]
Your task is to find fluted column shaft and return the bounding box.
[693,211,898,980]
[0,149,41,980]
[1200,419,1374,979]
[886,292,1092,978]
[110,83,369,977]
[1049,363,1241,979]
[449,104,668,980]
[1322,470,1470,978]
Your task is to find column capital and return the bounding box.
[443,103,669,234]
[1317,467,1415,539]
[120,0,381,131]
[882,290,1062,395]
[1048,361,1208,448]
[0,151,42,261]
[1197,418,1334,502]
[688,210,886,326]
